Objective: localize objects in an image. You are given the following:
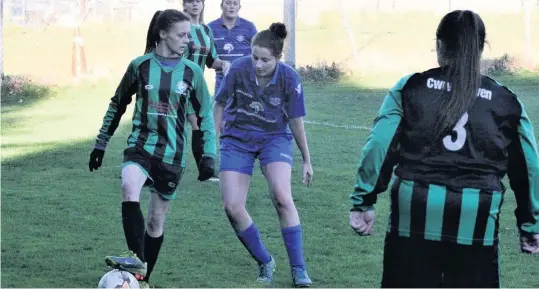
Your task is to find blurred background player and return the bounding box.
[213,23,314,288]
[208,0,258,93]
[348,10,539,288]
[88,9,216,287]
[182,0,230,183]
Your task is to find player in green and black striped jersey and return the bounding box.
[88,9,216,287]
[349,10,539,288]
[182,0,230,183]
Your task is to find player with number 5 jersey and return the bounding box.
[348,10,539,288]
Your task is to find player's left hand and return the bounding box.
[350,210,375,236]
[520,233,539,254]
[222,61,230,75]
[302,161,313,187]
[198,156,215,181]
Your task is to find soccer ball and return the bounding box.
[98,269,140,288]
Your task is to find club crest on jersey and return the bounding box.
[224,43,234,53]
[175,81,189,94]
[269,97,281,106]
[236,35,245,42]
[249,102,264,114]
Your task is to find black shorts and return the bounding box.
[381,234,500,288]
[122,147,184,200]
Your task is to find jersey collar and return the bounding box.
[218,16,242,28]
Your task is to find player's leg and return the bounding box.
[219,138,274,283]
[105,148,152,277]
[142,163,183,284]
[260,135,311,288]
[189,113,219,182]
[441,242,500,288]
[380,234,444,288]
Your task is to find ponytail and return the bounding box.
[145,11,162,54]
[434,10,485,140]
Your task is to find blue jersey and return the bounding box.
[215,56,306,141]
[208,17,257,90]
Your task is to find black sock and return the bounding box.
[192,130,204,167]
[121,201,146,262]
[143,232,164,282]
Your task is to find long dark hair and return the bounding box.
[144,9,190,54]
[434,10,486,140]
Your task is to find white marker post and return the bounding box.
[283,0,296,68]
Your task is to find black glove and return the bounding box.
[89,148,105,172]
[197,156,215,181]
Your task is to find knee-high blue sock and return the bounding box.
[237,223,272,264]
[281,224,305,269]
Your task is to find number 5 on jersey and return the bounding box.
[443,112,469,151]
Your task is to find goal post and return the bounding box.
[283,0,296,68]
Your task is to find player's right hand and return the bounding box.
[197,156,215,181]
[350,210,375,236]
[520,233,539,254]
[89,148,105,172]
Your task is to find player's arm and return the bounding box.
[213,66,236,135]
[507,99,539,236]
[349,75,411,212]
[248,22,258,42]
[205,27,223,70]
[286,74,310,164]
[95,62,138,150]
[190,66,216,159]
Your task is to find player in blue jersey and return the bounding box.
[349,10,539,288]
[213,23,313,288]
[89,9,216,288]
[208,0,257,93]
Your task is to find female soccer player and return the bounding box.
[349,10,539,288]
[183,0,230,183]
[88,9,216,287]
[208,0,258,93]
[213,23,313,288]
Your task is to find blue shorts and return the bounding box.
[219,134,294,175]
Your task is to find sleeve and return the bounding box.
[189,66,216,159]
[248,22,258,42]
[285,72,306,119]
[507,98,539,235]
[214,67,235,104]
[94,61,138,150]
[205,26,218,69]
[349,74,412,212]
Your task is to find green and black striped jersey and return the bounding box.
[350,67,539,245]
[94,52,216,166]
[183,24,218,73]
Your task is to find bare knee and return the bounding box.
[121,179,142,202]
[272,189,296,213]
[223,201,246,219]
[121,165,147,202]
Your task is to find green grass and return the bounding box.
[2,71,539,288]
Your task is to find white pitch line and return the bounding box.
[304,120,372,131]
